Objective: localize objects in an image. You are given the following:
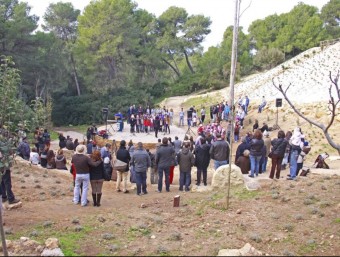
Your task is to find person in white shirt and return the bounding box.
[179,108,185,126]
[29,147,40,165]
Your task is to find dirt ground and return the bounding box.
[2,89,340,256]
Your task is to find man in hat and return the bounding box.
[131,142,151,195]
[71,145,102,207]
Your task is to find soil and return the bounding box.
[3,73,340,256]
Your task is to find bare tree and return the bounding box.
[272,70,340,155]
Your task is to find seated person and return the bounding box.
[313,152,329,169]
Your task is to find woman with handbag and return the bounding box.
[269,130,288,179]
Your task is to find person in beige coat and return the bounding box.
[262,130,271,173]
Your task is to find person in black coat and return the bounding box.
[194,138,211,186]
[116,140,131,193]
[58,133,66,149]
[269,130,288,179]
[89,150,104,207]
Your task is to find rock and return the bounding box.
[236,209,242,214]
[41,248,64,256]
[211,165,244,189]
[97,216,106,223]
[218,249,242,256]
[6,201,22,210]
[218,243,264,256]
[150,235,156,239]
[140,203,147,208]
[45,238,59,249]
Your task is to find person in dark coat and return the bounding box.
[269,130,288,179]
[235,137,250,163]
[116,140,131,193]
[89,150,104,207]
[177,142,195,191]
[249,129,264,177]
[58,133,66,149]
[153,115,161,138]
[155,137,175,192]
[194,138,211,186]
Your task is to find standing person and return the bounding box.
[154,115,161,138]
[173,136,182,154]
[244,96,250,114]
[269,130,288,179]
[58,133,66,149]
[262,131,272,173]
[179,108,185,126]
[200,106,206,124]
[169,108,174,126]
[130,115,136,136]
[249,129,264,178]
[65,136,74,151]
[234,121,241,143]
[209,133,230,170]
[155,137,175,193]
[73,139,79,151]
[296,141,311,176]
[89,150,104,207]
[131,142,151,196]
[287,127,304,180]
[40,144,49,168]
[239,108,246,129]
[258,96,266,113]
[177,142,195,191]
[194,138,210,186]
[100,143,112,160]
[281,131,292,170]
[0,168,20,204]
[71,145,101,207]
[87,140,94,155]
[116,140,131,193]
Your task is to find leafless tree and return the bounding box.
[272,70,340,155]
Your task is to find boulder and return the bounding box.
[41,248,64,256]
[217,243,263,256]
[45,238,60,250]
[211,165,244,189]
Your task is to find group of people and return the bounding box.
[235,127,311,180]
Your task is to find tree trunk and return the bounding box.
[227,0,241,210]
[70,54,81,96]
[184,50,195,74]
[161,58,181,77]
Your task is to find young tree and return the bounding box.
[272,71,340,155]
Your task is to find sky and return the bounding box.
[24,0,330,51]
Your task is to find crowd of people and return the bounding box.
[8,93,323,210]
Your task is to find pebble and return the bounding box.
[150,235,156,239]
[236,209,242,214]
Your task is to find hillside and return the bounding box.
[162,41,340,111]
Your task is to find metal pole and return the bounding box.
[226,0,241,210]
